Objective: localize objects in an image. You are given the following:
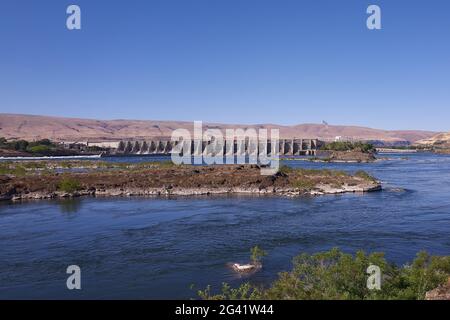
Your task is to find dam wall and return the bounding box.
[114,139,321,156]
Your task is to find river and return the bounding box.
[1,153,450,299]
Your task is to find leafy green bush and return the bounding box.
[57,177,82,193]
[198,248,450,300]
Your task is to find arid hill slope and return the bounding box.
[416,132,450,147]
[0,113,438,144]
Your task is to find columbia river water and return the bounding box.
[1,153,449,298]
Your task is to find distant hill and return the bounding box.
[416,132,450,147]
[0,113,439,145]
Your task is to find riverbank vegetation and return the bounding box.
[0,137,56,155]
[198,248,450,300]
[0,137,103,157]
[321,141,376,153]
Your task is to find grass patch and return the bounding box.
[0,163,27,176]
[331,170,348,177]
[58,177,82,193]
[292,178,316,190]
[278,165,292,175]
[145,161,176,168]
[292,168,348,177]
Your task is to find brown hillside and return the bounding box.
[0,113,438,144]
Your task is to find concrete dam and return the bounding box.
[114,139,320,156]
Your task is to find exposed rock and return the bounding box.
[229,262,262,275]
[232,263,257,273]
[425,278,450,300]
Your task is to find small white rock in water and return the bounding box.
[231,263,262,274]
[232,263,255,272]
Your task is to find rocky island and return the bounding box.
[0,161,381,201]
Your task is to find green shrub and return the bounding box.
[58,177,82,193]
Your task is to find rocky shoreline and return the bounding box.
[0,183,382,202]
[0,162,381,202]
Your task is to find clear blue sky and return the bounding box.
[0,0,449,131]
